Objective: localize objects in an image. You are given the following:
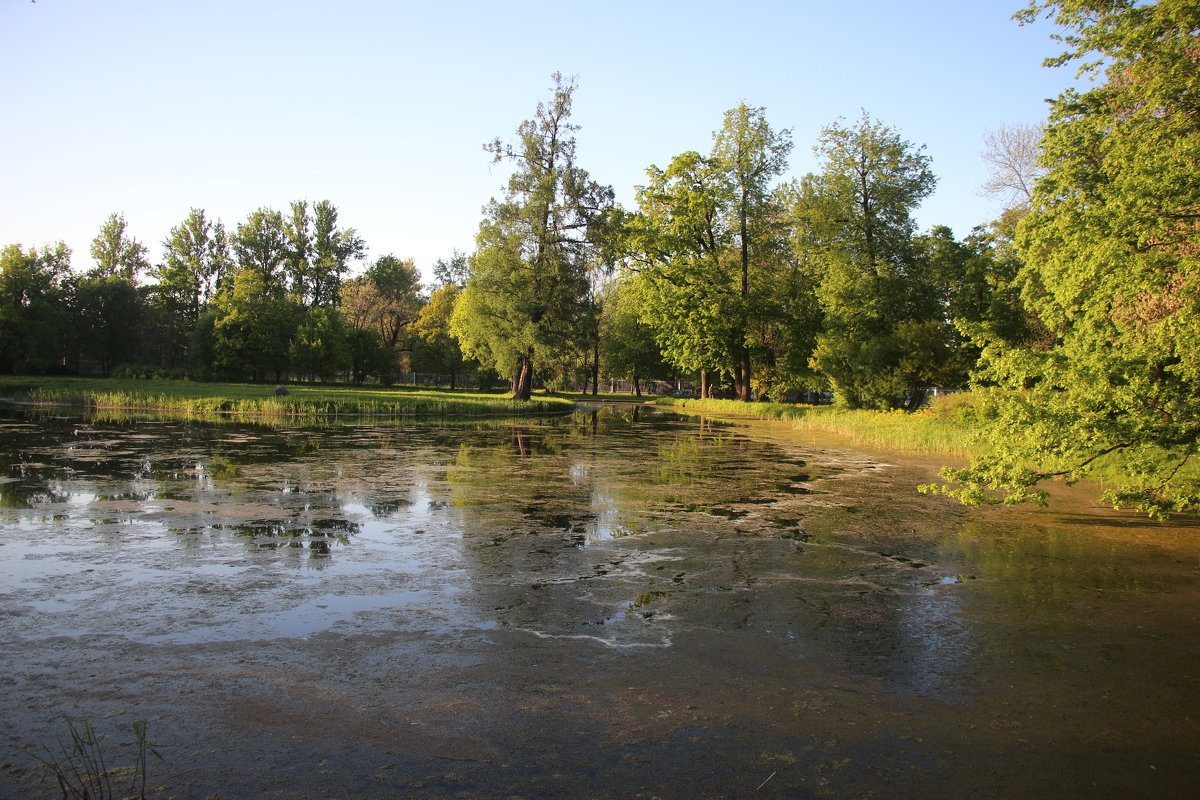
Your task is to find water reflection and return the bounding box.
[4,404,1198,703]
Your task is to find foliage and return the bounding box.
[153,208,232,366]
[806,112,940,409]
[211,267,299,381]
[431,249,470,288]
[340,254,422,382]
[926,0,1200,518]
[624,150,738,388]
[410,282,473,388]
[598,278,669,395]
[625,104,801,400]
[283,199,366,307]
[0,242,72,374]
[89,212,150,283]
[72,273,143,377]
[453,73,614,400]
[230,207,288,286]
[289,306,347,382]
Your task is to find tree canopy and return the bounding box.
[926,0,1200,518]
[452,73,614,400]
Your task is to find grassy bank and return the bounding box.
[0,376,575,418]
[655,394,982,456]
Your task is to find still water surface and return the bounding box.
[1,405,1197,798]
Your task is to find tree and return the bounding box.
[411,283,472,389]
[981,122,1047,211]
[711,103,793,400]
[453,73,614,400]
[926,0,1200,518]
[431,250,470,288]
[158,208,231,315]
[73,273,143,376]
[340,254,422,382]
[627,105,796,401]
[0,243,71,374]
[289,306,347,382]
[231,207,288,286]
[284,200,366,308]
[211,267,299,381]
[625,150,738,399]
[807,112,938,408]
[154,209,232,366]
[90,212,149,283]
[599,277,668,396]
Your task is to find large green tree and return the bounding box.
[0,243,71,374]
[284,200,366,308]
[928,0,1200,517]
[712,103,793,400]
[210,267,299,381]
[231,207,288,287]
[452,73,614,400]
[153,208,232,366]
[807,113,938,408]
[72,273,143,377]
[627,105,795,401]
[625,150,738,399]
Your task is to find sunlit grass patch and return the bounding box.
[0,377,575,418]
[655,394,982,456]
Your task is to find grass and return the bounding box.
[34,718,162,800]
[0,376,575,419]
[655,394,983,456]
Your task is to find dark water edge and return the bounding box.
[1,405,1197,799]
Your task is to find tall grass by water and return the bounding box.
[0,377,574,418]
[655,393,984,456]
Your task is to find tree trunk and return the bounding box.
[513,353,533,401]
[700,369,709,400]
[737,346,752,402]
[591,337,600,397]
[633,374,641,397]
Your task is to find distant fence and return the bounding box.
[394,373,481,389]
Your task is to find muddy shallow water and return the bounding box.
[0,405,1197,799]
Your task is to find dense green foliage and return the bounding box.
[925,0,1200,518]
[451,73,615,400]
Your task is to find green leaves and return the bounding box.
[459,74,613,399]
[934,0,1200,516]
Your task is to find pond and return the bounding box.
[1,405,1197,798]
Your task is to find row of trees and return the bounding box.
[0,81,1029,405]
[451,74,1030,408]
[0,207,479,386]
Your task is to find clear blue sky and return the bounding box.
[1,0,1073,283]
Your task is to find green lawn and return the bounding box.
[0,376,575,418]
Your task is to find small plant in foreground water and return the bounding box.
[35,718,163,800]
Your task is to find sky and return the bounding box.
[0,0,1076,283]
